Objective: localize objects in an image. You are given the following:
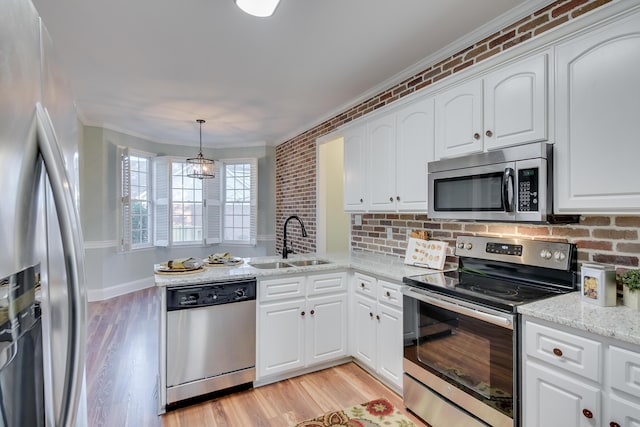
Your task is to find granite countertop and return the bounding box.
[518,292,640,346]
[154,251,447,287]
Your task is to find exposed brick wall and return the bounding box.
[275,0,613,255]
[351,214,640,290]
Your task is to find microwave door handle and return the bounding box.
[503,167,515,212]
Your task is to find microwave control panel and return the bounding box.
[518,168,539,212]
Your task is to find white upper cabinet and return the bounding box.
[435,79,483,159]
[484,54,547,151]
[367,114,397,211]
[343,124,367,211]
[396,98,435,211]
[435,53,549,159]
[554,10,640,213]
[343,96,434,213]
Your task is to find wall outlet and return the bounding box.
[386,227,393,240]
[354,214,362,226]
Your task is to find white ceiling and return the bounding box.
[32,0,545,148]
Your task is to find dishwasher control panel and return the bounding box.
[166,279,256,311]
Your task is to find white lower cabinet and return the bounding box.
[523,316,640,427]
[257,272,348,380]
[351,274,403,392]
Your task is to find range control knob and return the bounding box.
[554,251,567,261]
[465,243,473,250]
[540,249,552,260]
[235,288,246,298]
[457,242,465,249]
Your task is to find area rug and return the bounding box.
[292,398,417,427]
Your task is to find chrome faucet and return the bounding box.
[282,215,308,259]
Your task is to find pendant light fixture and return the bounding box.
[186,119,215,179]
[234,0,280,17]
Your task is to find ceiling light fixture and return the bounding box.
[234,0,280,17]
[186,119,215,179]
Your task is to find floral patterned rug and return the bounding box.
[291,398,417,427]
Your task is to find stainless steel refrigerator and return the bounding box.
[0,0,88,425]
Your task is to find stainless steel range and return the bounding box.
[402,235,577,427]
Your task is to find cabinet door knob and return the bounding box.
[310,309,315,315]
[473,133,480,140]
[389,197,393,202]
[386,291,391,297]
[301,311,305,316]
[485,130,493,137]
[610,422,621,427]
[369,312,373,318]
[553,348,563,357]
[582,409,593,419]
[359,198,363,203]
[360,283,366,288]
[376,315,380,321]
[396,196,400,201]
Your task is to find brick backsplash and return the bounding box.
[275,0,613,256]
[351,213,640,288]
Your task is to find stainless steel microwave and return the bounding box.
[428,142,556,223]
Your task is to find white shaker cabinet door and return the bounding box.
[352,293,378,370]
[435,78,483,159]
[524,360,601,427]
[367,114,397,211]
[396,97,434,212]
[555,11,640,213]
[484,53,548,151]
[258,299,306,377]
[343,125,367,211]
[376,303,403,389]
[306,293,348,365]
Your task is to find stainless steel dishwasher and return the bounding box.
[164,278,256,406]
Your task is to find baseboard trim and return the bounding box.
[87,276,155,302]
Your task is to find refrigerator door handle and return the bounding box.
[35,103,87,427]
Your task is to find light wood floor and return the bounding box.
[86,287,426,426]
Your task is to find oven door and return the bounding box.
[403,287,517,427]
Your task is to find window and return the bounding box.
[119,148,153,251]
[152,156,257,247]
[171,160,203,244]
[222,161,257,243]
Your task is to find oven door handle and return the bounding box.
[404,287,513,330]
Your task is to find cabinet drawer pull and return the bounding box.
[473,133,480,140]
[310,309,315,315]
[582,409,593,419]
[610,422,621,427]
[301,311,305,316]
[386,291,391,297]
[485,130,493,137]
[552,348,563,357]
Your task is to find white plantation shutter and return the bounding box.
[153,156,170,247]
[204,169,221,244]
[119,147,132,251]
[249,158,258,245]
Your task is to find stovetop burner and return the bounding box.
[403,236,578,313]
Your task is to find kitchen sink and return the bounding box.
[287,259,331,267]
[249,261,293,269]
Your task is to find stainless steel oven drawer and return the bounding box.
[404,373,488,427]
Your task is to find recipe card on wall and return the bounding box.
[404,238,448,270]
